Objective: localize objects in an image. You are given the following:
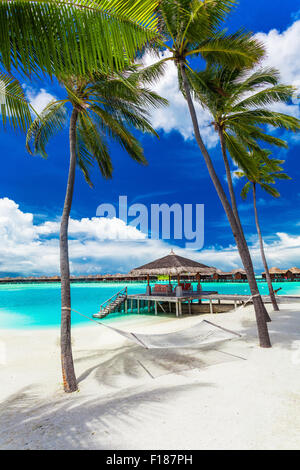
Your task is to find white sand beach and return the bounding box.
[0,302,300,450]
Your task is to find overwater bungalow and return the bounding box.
[287,267,300,280]
[213,269,247,281]
[232,269,247,281]
[262,267,286,280]
[213,271,233,281]
[260,267,300,281]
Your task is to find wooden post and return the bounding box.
[188,300,191,315]
[148,300,150,312]
[209,299,213,314]
[176,302,179,317]
[125,299,128,313]
[147,274,150,286]
[179,301,182,316]
[155,301,158,315]
[137,299,140,314]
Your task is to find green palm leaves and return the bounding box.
[189,65,300,156]
[0,71,32,132]
[0,0,160,77]
[236,149,291,200]
[26,66,167,184]
[156,0,264,72]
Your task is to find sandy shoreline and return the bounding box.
[0,303,300,450]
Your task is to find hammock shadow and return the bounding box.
[76,339,242,388]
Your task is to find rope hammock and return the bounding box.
[62,307,242,349]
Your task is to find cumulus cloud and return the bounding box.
[141,51,218,147]
[139,20,300,143]
[25,87,56,114]
[255,20,300,120]
[256,20,300,93]
[0,197,300,276]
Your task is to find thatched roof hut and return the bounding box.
[130,250,216,276]
[288,267,300,274]
[262,267,287,279]
[213,271,233,280]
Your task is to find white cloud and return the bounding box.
[255,20,300,120]
[0,197,300,276]
[256,20,300,93]
[139,20,300,144]
[141,51,218,148]
[25,87,56,114]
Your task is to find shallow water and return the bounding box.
[0,281,299,329]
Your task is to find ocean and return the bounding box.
[0,281,299,329]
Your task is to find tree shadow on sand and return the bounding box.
[0,380,213,450]
[239,305,300,351]
[0,337,243,449]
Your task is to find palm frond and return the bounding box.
[90,104,147,165]
[26,100,67,157]
[188,31,264,68]
[76,111,113,183]
[260,183,280,198]
[240,181,251,200]
[0,1,160,77]
[230,109,300,131]
[0,71,32,132]
[231,84,296,111]
[223,132,257,176]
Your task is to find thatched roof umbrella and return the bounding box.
[130,250,216,289]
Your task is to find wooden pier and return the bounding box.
[92,290,299,319]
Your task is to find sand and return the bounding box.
[0,302,300,450]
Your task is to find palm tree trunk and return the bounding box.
[253,183,279,311]
[60,107,78,393]
[218,128,271,323]
[218,128,244,235]
[180,62,271,347]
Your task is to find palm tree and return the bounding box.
[26,66,167,392]
[235,150,291,311]
[0,70,32,132]
[152,0,272,346]
[188,64,300,309]
[1,0,162,393]
[189,65,299,230]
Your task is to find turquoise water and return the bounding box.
[0,281,299,329]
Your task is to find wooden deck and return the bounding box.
[121,291,257,317]
[93,289,300,319]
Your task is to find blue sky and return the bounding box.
[0,1,300,276]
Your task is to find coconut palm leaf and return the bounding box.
[26,100,68,157]
[27,64,165,179]
[0,70,32,132]
[0,0,160,78]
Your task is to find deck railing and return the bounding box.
[99,286,128,313]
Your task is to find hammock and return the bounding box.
[65,307,242,350]
[94,318,241,349]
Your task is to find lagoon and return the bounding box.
[0,281,300,329]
